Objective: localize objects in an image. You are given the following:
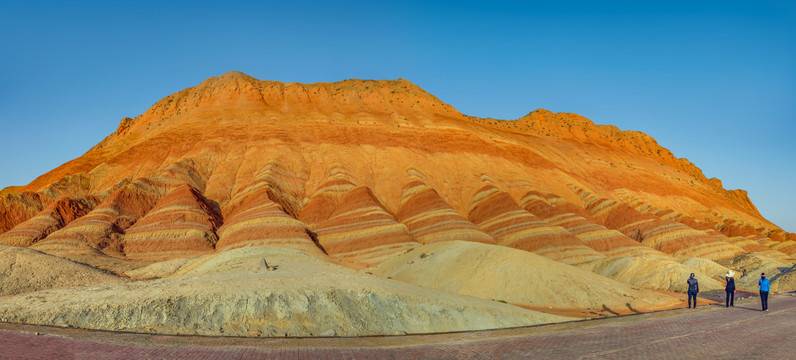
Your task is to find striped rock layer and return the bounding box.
[520,191,667,259]
[123,184,221,260]
[315,186,418,266]
[622,194,794,257]
[634,191,792,258]
[0,161,790,271]
[215,175,324,257]
[398,180,495,245]
[625,200,776,254]
[585,197,745,260]
[469,186,604,265]
[0,197,98,247]
[299,167,357,228]
[31,179,162,257]
[0,174,93,233]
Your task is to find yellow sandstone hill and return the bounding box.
[0,71,793,336]
[368,241,682,315]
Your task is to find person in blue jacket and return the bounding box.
[759,273,770,311]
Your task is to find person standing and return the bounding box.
[742,268,748,285]
[759,273,770,311]
[725,270,736,307]
[687,273,699,309]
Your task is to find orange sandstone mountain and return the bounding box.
[1,71,791,262]
[0,71,794,335]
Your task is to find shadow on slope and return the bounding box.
[0,245,127,297]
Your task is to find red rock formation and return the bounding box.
[31,179,162,257]
[0,193,46,235]
[771,241,796,255]
[584,195,744,260]
[469,186,603,264]
[768,230,796,243]
[0,174,95,234]
[720,220,769,239]
[0,197,98,247]
[627,201,779,255]
[299,166,357,228]
[315,186,418,266]
[397,180,495,245]
[215,173,323,257]
[124,184,221,260]
[520,191,666,258]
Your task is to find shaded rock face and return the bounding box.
[0,197,98,247]
[0,71,792,267]
[29,179,162,257]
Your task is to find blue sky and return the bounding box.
[0,1,794,231]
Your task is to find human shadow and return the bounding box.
[625,303,641,314]
[728,305,765,312]
[771,266,796,282]
[601,305,620,316]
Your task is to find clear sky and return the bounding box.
[1,1,794,232]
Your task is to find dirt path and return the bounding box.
[1,293,794,359]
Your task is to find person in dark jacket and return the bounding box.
[687,273,699,308]
[725,270,736,307]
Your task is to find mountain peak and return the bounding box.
[126,73,462,134]
[219,70,251,78]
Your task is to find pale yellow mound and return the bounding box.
[368,241,680,311]
[577,256,724,292]
[716,252,795,292]
[0,246,572,336]
[0,245,127,296]
[124,256,201,279]
[679,257,731,280]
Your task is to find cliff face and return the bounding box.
[0,71,790,264]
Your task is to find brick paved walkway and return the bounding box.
[1,294,794,359]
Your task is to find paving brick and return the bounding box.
[1,294,794,359]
